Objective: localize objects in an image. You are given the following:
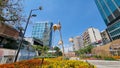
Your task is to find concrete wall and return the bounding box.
[92,39,120,56]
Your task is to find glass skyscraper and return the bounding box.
[95,0,120,40]
[32,21,53,47]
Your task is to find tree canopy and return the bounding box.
[32,45,49,56]
[54,46,62,56]
[0,0,25,28]
[75,45,94,55]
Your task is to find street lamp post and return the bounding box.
[14,7,42,62]
[58,23,65,58]
[53,22,65,59]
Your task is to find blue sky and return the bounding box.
[23,0,106,48]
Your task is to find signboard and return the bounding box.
[0,48,16,56]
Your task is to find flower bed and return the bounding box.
[0,59,49,68]
[113,56,120,59]
[0,58,95,68]
[44,59,95,68]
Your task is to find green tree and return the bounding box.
[0,0,25,28]
[85,45,94,54]
[54,46,60,52]
[77,45,94,55]
[32,45,49,56]
[54,46,62,56]
[32,45,49,67]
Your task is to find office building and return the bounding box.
[101,30,111,45]
[73,36,83,51]
[32,21,53,47]
[82,27,102,46]
[95,0,120,40]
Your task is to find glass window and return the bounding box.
[114,0,120,7]
[108,21,120,38]
[106,0,117,12]
[100,0,111,16]
[96,0,109,25]
[109,26,120,37]
[112,34,120,40]
[108,21,120,32]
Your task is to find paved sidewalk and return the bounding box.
[69,57,79,60]
[87,60,120,68]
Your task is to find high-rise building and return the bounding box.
[73,36,83,51]
[101,29,111,45]
[95,0,120,40]
[32,21,53,47]
[82,27,102,46]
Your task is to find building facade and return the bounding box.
[65,51,76,57]
[92,39,120,57]
[101,29,111,45]
[95,0,120,40]
[32,21,53,47]
[0,22,19,49]
[73,36,83,51]
[82,27,102,46]
[24,37,43,46]
[0,48,16,64]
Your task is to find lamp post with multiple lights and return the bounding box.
[14,7,42,62]
[53,22,65,59]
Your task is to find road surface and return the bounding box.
[87,60,120,68]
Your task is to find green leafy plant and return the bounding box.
[54,46,62,56]
[93,55,102,59]
[32,45,49,67]
[104,57,116,60]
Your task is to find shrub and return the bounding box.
[93,55,102,59]
[104,57,116,60]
